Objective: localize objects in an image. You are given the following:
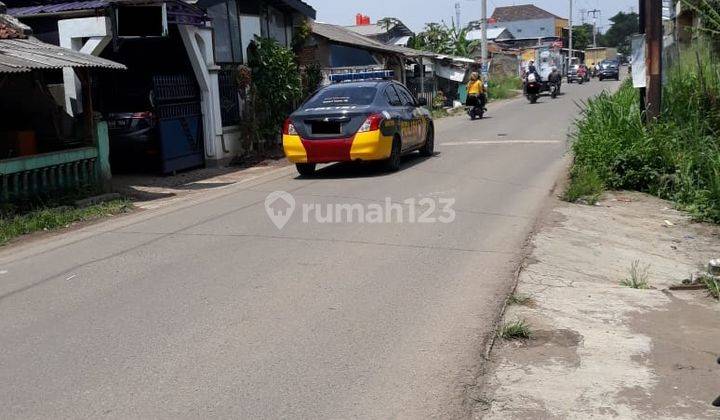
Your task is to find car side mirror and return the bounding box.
[417,97,428,107]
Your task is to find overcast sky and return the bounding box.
[303,0,638,33]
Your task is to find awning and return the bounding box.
[0,37,126,73]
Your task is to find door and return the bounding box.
[394,84,427,147]
[384,84,416,150]
[152,74,204,174]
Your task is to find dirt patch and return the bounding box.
[477,191,720,419]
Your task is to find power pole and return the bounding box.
[455,2,461,28]
[568,0,573,72]
[642,0,662,120]
[587,9,601,47]
[481,0,488,76]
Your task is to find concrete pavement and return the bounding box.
[0,79,621,418]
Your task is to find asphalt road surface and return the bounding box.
[0,78,621,419]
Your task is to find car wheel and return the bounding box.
[296,163,316,177]
[419,125,434,157]
[385,136,402,172]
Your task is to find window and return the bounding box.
[516,28,522,33]
[205,0,242,63]
[305,86,378,108]
[384,85,402,106]
[218,68,241,126]
[394,84,416,106]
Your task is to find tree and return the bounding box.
[679,0,720,37]
[571,24,594,51]
[601,12,639,56]
[377,17,401,31]
[409,21,479,58]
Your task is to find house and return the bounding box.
[489,4,568,40]
[466,27,515,43]
[305,22,432,85]
[0,1,125,202]
[301,22,476,108]
[7,0,317,170]
[346,17,415,47]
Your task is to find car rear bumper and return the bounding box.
[283,130,393,164]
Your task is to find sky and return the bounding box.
[303,0,638,34]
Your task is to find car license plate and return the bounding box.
[108,120,130,129]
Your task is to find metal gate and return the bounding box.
[152,74,204,174]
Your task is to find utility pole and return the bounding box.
[481,0,488,76]
[455,2,461,28]
[587,9,601,47]
[568,0,573,72]
[642,0,662,120]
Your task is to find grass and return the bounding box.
[507,293,533,306]
[487,76,523,101]
[431,108,449,119]
[0,199,133,246]
[498,319,532,340]
[568,40,720,223]
[699,274,720,299]
[620,260,651,289]
[564,166,604,204]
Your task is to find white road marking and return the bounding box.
[441,140,563,146]
[66,274,77,281]
[0,270,7,275]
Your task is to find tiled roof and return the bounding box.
[491,4,564,22]
[0,1,31,39]
[0,37,126,73]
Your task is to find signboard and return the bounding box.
[631,34,647,88]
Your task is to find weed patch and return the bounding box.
[564,166,604,204]
[0,200,133,246]
[569,41,720,222]
[507,293,533,306]
[498,319,532,340]
[621,260,651,289]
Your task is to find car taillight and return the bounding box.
[283,118,297,135]
[358,113,384,133]
[131,112,153,119]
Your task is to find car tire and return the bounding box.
[385,136,402,172]
[296,163,316,177]
[419,125,434,157]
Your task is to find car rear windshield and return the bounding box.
[305,86,378,108]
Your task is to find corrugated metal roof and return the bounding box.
[9,1,110,17]
[313,22,477,66]
[313,22,433,59]
[8,0,208,21]
[0,37,126,73]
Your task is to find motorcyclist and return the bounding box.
[548,66,562,84]
[466,72,487,118]
[526,60,540,80]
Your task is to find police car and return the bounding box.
[282,71,434,177]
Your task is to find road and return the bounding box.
[0,79,620,419]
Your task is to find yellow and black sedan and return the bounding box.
[283,74,434,177]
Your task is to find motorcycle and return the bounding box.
[467,93,486,120]
[549,81,560,99]
[525,73,540,104]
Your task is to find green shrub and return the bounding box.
[487,76,523,100]
[569,40,720,222]
[564,166,604,204]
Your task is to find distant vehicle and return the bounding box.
[598,60,620,81]
[282,72,434,176]
[525,73,541,104]
[567,64,590,84]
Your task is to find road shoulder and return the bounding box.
[476,190,720,419]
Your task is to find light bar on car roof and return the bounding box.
[329,70,395,83]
